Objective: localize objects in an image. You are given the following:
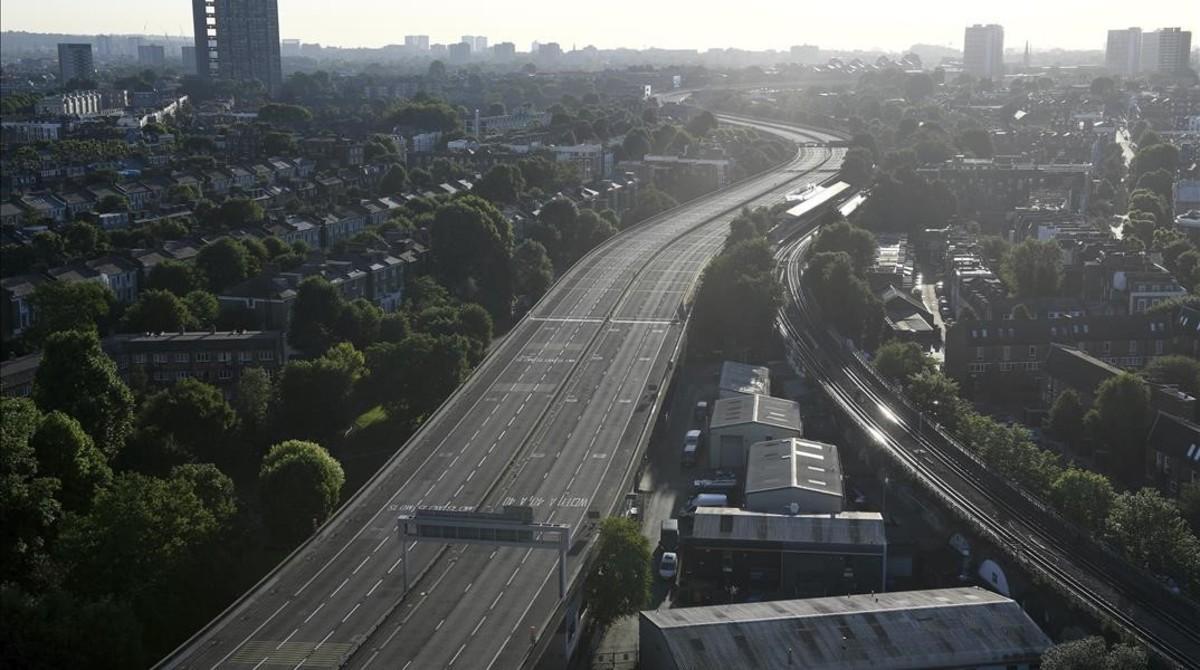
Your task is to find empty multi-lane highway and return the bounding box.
[159,115,843,670]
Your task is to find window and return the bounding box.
[218,368,233,380]
[153,353,168,364]
[258,350,274,361]
[196,351,211,363]
[153,371,169,382]
[1102,341,1111,354]
[133,353,146,364]
[1028,345,1037,360]
[217,351,232,363]
[1129,341,1138,354]
[174,353,189,363]
[1156,340,1165,355]
[1002,346,1011,361]
[975,347,984,361]
[969,363,987,373]
[176,371,191,380]
[239,351,253,362]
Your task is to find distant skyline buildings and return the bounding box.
[1106,27,1142,76]
[963,24,1004,79]
[56,42,93,83]
[191,0,282,93]
[1106,26,1193,76]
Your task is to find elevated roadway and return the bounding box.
[159,115,844,670]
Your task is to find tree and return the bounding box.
[378,311,412,343]
[956,128,994,158]
[907,370,965,430]
[288,276,344,355]
[1084,372,1151,481]
[621,128,651,160]
[134,378,238,468]
[0,584,146,669]
[621,188,677,228]
[278,344,364,441]
[30,411,111,512]
[585,517,652,628]
[335,298,383,351]
[57,469,232,601]
[365,334,470,420]
[33,330,134,459]
[1041,637,1147,670]
[184,290,219,328]
[1130,142,1179,181]
[803,251,885,348]
[1002,239,1062,298]
[691,238,782,360]
[145,260,197,296]
[873,341,935,384]
[28,281,114,344]
[257,102,312,125]
[63,221,101,258]
[258,440,345,544]
[1128,189,1171,226]
[120,289,196,333]
[0,397,61,587]
[195,238,253,292]
[96,194,130,214]
[1046,389,1085,449]
[811,221,877,272]
[473,164,525,204]
[430,197,514,319]
[1049,468,1114,531]
[1106,488,1198,575]
[903,72,935,101]
[841,147,875,186]
[1135,168,1174,203]
[234,367,273,437]
[685,110,718,137]
[379,165,408,194]
[1144,355,1200,396]
[512,239,555,301]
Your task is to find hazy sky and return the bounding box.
[1,0,1196,52]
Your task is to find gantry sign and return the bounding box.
[397,505,572,597]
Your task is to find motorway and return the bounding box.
[159,116,843,670]
[777,216,1200,668]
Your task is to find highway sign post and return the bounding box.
[397,506,572,598]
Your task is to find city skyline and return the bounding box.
[1,0,1196,53]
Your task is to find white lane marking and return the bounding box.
[464,582,473,593]
[314,630,334,649]
[490,592,503,610]
[353,556,370,574]
[472,616,488,636]
[276,628,299,649]
[387,556,403,574]
[373,536,388,553]
[449,643,467,666]
[330,577,349,597]
[435,618,446,631]
[252,657,270,670]
[302,602,324,624]
[209,599,290,669]
[368,578,383,597]
[342,603,360,623]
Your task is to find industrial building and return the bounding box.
[639,587,1051,670]
[744,438,843,514]
[718,360,770,398]
[680,507,885,598]
[707,394,802,469]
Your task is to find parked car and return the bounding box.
[659,552,678,580]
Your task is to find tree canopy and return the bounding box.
[258,440,345,544]
[584,517,652,628]
[33,330,134,459]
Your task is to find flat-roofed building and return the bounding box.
[104,330,286,392]
[718,360,770,398]
[708,394,802,469]
[639,587,1050,670]
[745,438,843,514]
[681,507,885,599]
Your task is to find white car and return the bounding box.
[659,552,678,580]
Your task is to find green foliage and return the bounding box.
[956,127,994,158]
[0,584,146,669]
[906,370,967,430]
[133,379,238,469]
[621,128,651,160]
[1046,389,1085,449]
[811,220,877,273]
[234,367,274,436]
[1050,468,1114,531]
[365,334,471,421]
[289,276,344,355]
[257,103,312,125]
[1084,372,1151,482]
[1002,239,1062,298]
[1040,636,1148,670]
[278,343,364,442]
[33,330,134,459]
[184,290,219,328]
[258,440,345,545]
[30,411,111,512]
[804,251,884,348]
[956,413,1060,497]
[1106,488,1200,578]
[379,165,409,194]
[430,196,514,319]
[512,239,555,301]
[1130,142,1179,182]
[621,187,678,229]
[840,147,875,186]
[144,260,197,296]
[120,289,196,333]
[195,238,256,292]
[692,237,782,360]
[872,341,935,384]
[28,280,115,344]
[0,397,62,586]
[474,164,525,204]
[1143,355,1200,396]
[585,517,652,629]
[389,99,461,132]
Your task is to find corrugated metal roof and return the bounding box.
[690,508,883,549]
[745,438,844,504]
[710,394,801,432]
[641,587,1051,670]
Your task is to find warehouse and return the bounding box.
[707,394,802,469]
[639,587,1051,670]
[744,438,843,514]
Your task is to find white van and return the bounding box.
[681,429,701,467]
[684,493,729,514]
